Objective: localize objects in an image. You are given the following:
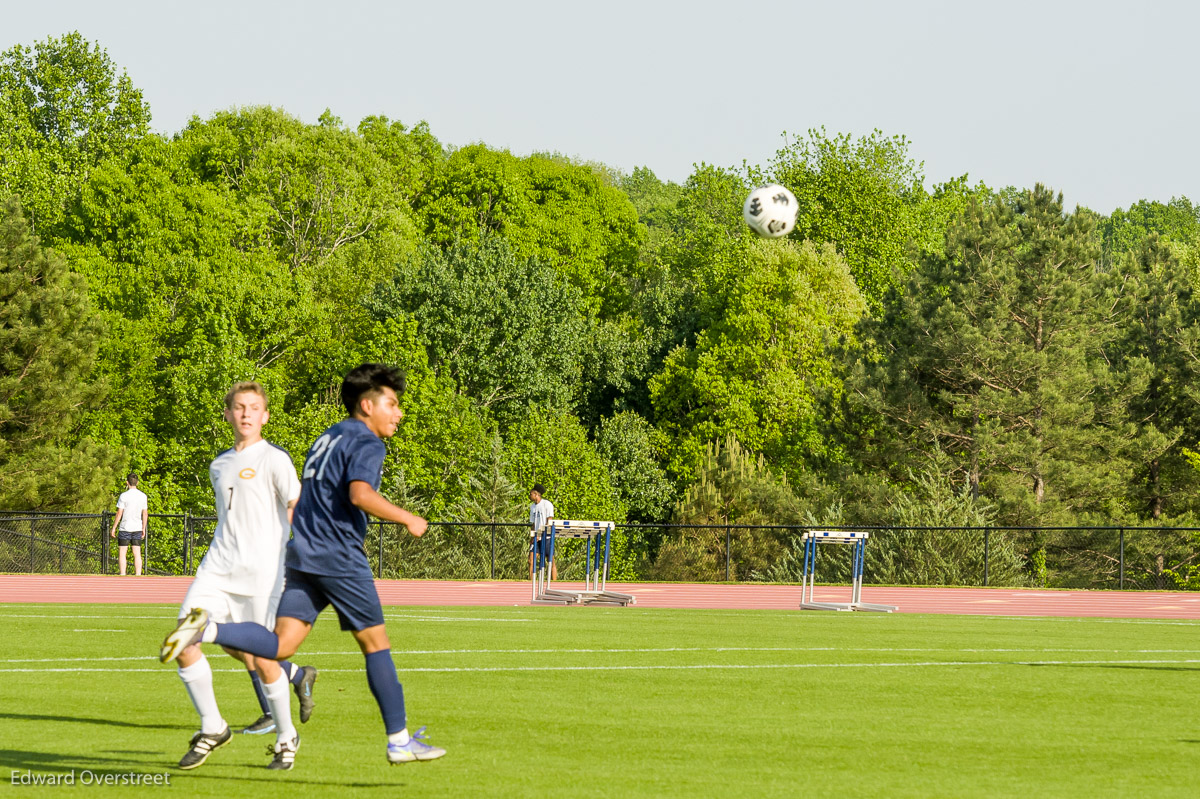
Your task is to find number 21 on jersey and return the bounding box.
[302,434,344,482]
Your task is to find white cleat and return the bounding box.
[387,727,446,764]
[160,607,209,663]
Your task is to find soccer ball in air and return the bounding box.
[742,184,798,239]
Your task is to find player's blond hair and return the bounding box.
[224,381,269,409]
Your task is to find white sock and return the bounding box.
[178,657,225,735]
[264,673,297,744]
[388,728,410,746]
[201,622,218,644]
[283,661,298,681]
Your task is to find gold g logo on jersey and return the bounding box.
[239,468,257,479]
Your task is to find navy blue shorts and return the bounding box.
[275,567,385,632]
[529,535,557,557]
[117,531,144,545]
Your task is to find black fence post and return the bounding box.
[184,512,191,574]
[377,521,384,578]
[725,524,732,582]
[29,518,35,573]
[490,520,496,580]
[1119,528,1125,590]
[100,512,109,574]
[984,528,990,587]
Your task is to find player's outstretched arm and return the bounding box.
[348,481,428,537]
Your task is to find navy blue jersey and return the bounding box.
[287,418,386,577]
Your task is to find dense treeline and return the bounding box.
[4,34,1200,581]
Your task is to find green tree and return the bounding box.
[0,198,123,510]
[841,185,1144,525]
[0,32,150,235]
[594,411,674,523]
[502,407,632,576]
[1112,235,1200,519]
[503,408,624,523]
[650,239,866,482]
[768,128,946,309]
[1101,197,1200,267]
[357,115,445,206]
[654,435,799,581]
[416,145,645,313]
[367,237,588,429]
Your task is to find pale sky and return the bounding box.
[6,0,1198,214]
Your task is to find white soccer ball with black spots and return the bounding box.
[742,184,798,239]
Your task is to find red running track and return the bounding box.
[2,575,1200,619]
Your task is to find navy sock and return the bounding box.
[248,670,271,715]
[212,622,278,659]
[364,649,406,734]
[280,660,304,688]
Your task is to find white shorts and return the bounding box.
[178,570,281,629]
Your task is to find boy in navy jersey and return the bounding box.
[161,364,445,770]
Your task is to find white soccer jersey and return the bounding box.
[116,488,148,531]
[530,498,555,532]
[198,439,301,596]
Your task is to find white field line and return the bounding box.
[382,614,534,623]
[4,646,1200,665]
[987,616,1200,626]
[1,658,1198,675]
[0,612,534,623]
[8,645,1200,665]
[5,611,1200,626]
[0,614,176,619]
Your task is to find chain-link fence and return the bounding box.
[629,524,1200,590]
[2,512,1199,589]
[0,511,221,576]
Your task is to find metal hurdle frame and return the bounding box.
[800,530,897,613]
[531,520,636,606]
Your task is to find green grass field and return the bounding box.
[1,603,1197,798]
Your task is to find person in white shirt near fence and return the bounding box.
[527,483,556,580]
[109,473,148,576]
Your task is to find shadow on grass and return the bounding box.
[0,710,192,730]
[0,748,164,774]
[0,748,405,788]
[1023,663,1200,673]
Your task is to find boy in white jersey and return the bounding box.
[167,382,317,770]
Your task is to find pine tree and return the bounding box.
[845,185,1142,525]
[1115,234,1200,520]
[655,435,799,581]
[0,197,121,509]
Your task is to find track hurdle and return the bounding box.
[531,520,636,606]
[800,530,897,613]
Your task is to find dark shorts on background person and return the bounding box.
[529,534,556,557]
[117,531,144,545]
[275,566,385,631]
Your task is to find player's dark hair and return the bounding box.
[532,483,546,495]
[127,473,139,487]
[342,363,406,418]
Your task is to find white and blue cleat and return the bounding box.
[387,727,446,764]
